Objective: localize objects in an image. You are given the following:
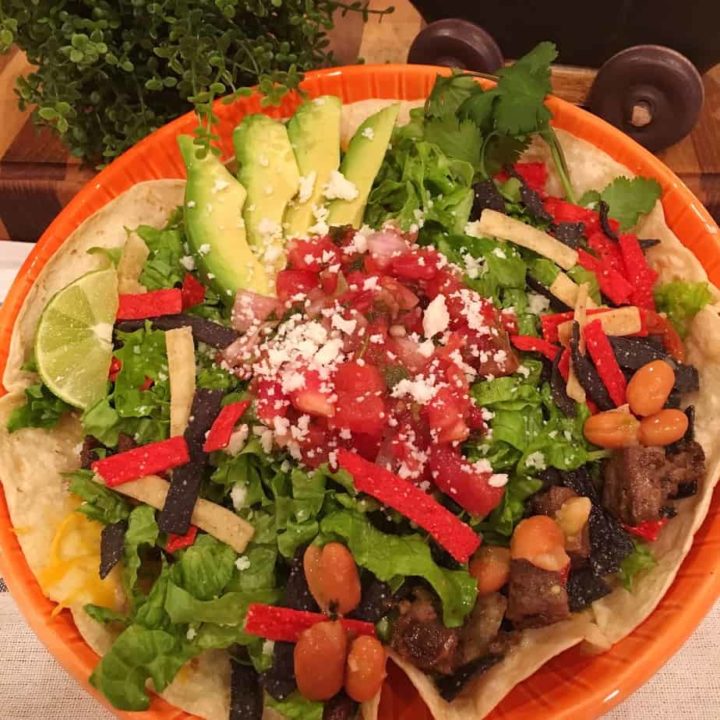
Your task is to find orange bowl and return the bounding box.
[1,64,719,720]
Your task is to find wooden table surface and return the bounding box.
[1,0,719,243]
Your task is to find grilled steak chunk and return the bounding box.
[602,446,667,524]
[665,440,705,499]
[506,559,569,629]
[391,592,461,675]
[459,592,507,664]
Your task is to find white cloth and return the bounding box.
[0,589,718,719]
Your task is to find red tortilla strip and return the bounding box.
[619,233,658,311]
[166,525,198,553]
[244,604,376,642]
[117,288,183,320]
[577,249,633,306]
[510,334,560,362]
[583,320,627,407]
[202,400,251,453]
[92,436,190,487]
[337,449,480,563]
[623,518,668,543]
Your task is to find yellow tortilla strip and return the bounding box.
[166,326,196,437]
[548,271,598,309]
[478,209,578,270]
[110,474,254,553]
[117,231,150,294]
[557,306,642,346]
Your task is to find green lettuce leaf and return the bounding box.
[68,470,130,525]
[137,211,185,291]
[618,541,656,591]
[6,382,73,433]
[171,534,237,601]
[321,510,476,627]
[265,693,324,720]
[89,625,191,711]
[654,280,713,338]
[123,505,159,598]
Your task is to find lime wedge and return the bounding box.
[35,267,119,410]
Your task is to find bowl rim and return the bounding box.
[0,62,719,720]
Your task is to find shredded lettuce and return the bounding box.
[618,541,656,590]
[365,132,474,235]
[469,361,596,536]
[123,505,160,599]
[6,382,73,433]
[654,280,713,338]
[68,470,130,525]
[89,625,192,711]
[321,510,477,627]
[265,694,324,720]
[137,210,185,291]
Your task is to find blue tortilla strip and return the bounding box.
[100,520,128,579]
[526,274,572,313]
[598,200,619,241]
[158,389,224,535]
[115,314,239,349]
[570,322,614,410]
[508,167,552,223]
[261,643,296,701]
[471,179,506,218]
[349,575,394,624]
[230,657,263,720]
[567,567,611,612]
[560,466,634,575]
[551,221,585,248]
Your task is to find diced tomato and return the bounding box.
[289,370,335,418]
[390,250,438,281]
[466,405,487,432]
[334,361,385,394]
[422,385,469,444]
[350,431,383,461]
[499,310,518,335]
[108,356,122,382]
[424,268,462,300]
[428,446,505,517]
[276,269,319,302]
[397,307,424,335]
[253,378,288,424]
[623,518,668,543]
[333,392,387,437]
[379,276,419,310]
[181,273,206,309]
[387,336,431,373]
[139,376,154,392]
[319,270,339,295]
[287,237,340,272]
[297,419,332,468]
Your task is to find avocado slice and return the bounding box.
[233,115,300,271]
[178,135,272,301]
[326,103,400,229]
[284,96,342,238]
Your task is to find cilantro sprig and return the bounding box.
[411,43,577,202]
[580,176,662,230]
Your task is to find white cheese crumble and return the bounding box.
[297,171,317,204]
[197,243,211,256]
[230,482,248,510]
[361,126,375,140]
[212,178,229,193]
[308,204,329,236]
[527,291,551,315]
[180,255,196,271]
[235,556,251,571]
[525,451,547,470]
[323,170,359,201]
[423,295,450,338]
